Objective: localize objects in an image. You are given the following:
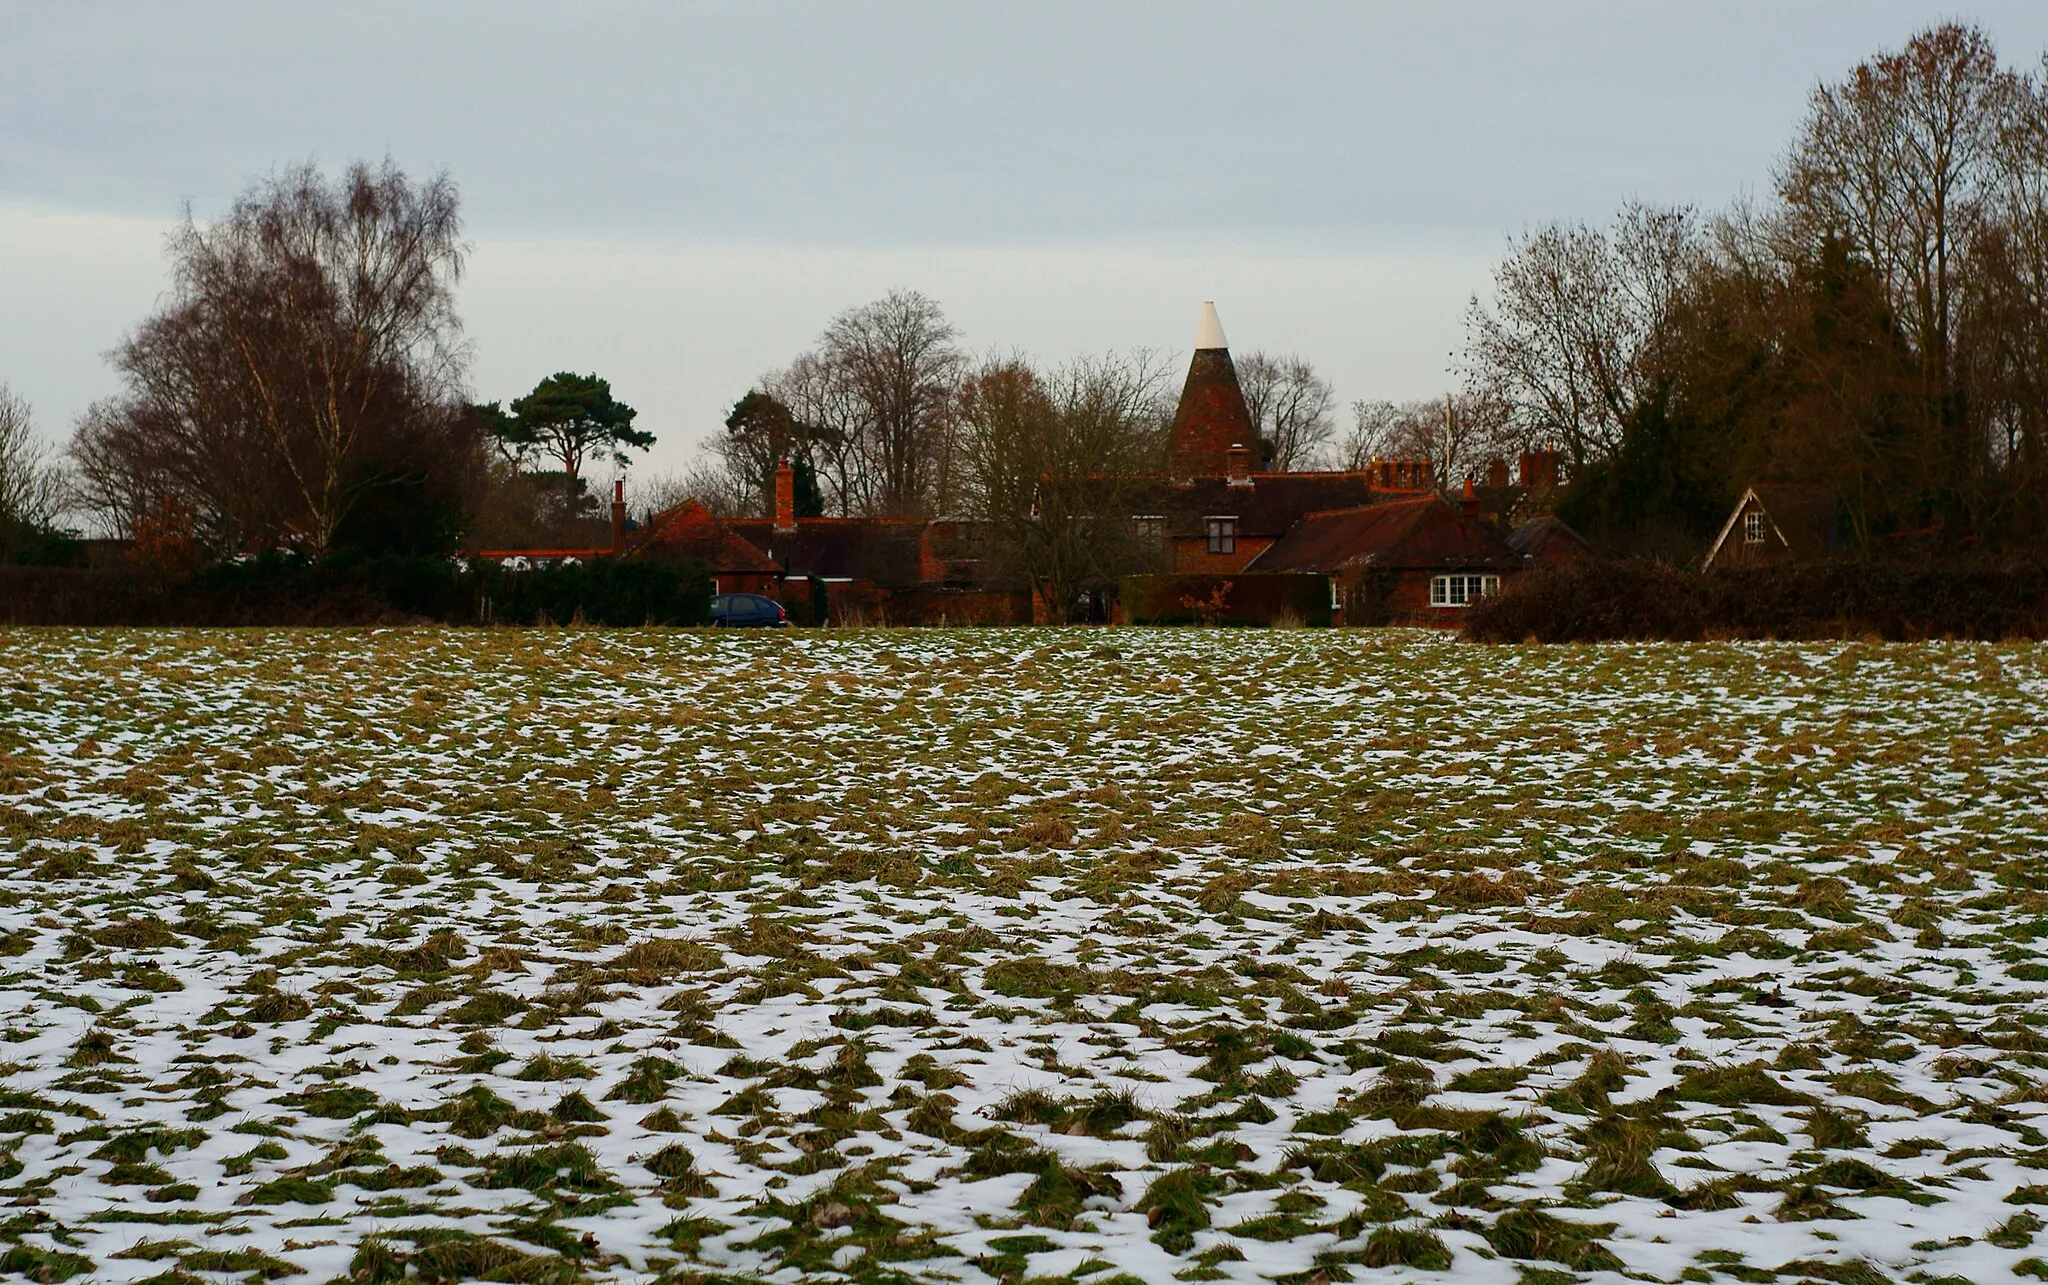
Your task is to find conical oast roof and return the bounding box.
[1169,301,1255,477]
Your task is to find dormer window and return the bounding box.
[1205,517,1237,555]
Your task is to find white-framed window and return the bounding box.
[1206,517,1237,555]
[1744,511,1768,544]
[1131,514,1166,548]
[1430,573,1500,607]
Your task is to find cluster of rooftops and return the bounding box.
[478,303,1601,624]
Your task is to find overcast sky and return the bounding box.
[8,2,2048,477]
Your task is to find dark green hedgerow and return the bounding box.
[1466,557,2048,642]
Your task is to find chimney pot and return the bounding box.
[1226,442,1253,487]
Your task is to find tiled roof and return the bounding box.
[1144,473,1403,538]
[635,502,779,574]
[1247,496,1520,572]
[1167,348,1258,476]
[1507,515,1595,561]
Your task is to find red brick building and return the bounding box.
[1246,490,1524,625]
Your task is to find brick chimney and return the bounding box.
[1486,457,1510,489]
[1226,442,1254,488]
[1461,476,1480,525]
[1518,450,1559,491]
[610,479,626,554]
[773,458,797,533]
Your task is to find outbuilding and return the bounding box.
[1702,485,1844,569]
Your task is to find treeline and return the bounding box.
[1463,24,2048,559]
[0,161,663,611]
[670,291,1344,523]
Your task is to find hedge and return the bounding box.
[1464,558,2048,642]
[1,554,711,627]
[1120,573,1332,626]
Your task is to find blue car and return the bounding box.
[710,592,789,627]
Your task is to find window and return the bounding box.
[954,521,984,558]
[1131,515,1166,548]
[1205,517,1237,555]
[1430,574,1500,607]
[1744,511,1767,544]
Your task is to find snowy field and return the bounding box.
[0,628,2045,1285]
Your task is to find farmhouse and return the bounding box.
[1244,489,1524,625]
[1137,302,1437,576]
[1129,302,1583,623]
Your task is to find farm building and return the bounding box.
[1702,484,1844,569]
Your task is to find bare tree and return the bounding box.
[1780,25,2012,398]
[763,349,873,516]
[819,290,963,516]
[70,160,471,554]
[957,350,1171,621]
[0,386,67,556]
[1237,352,1336,469]
[1972,59,2048,485]
[627,463,749,520]
[1464,202,1702,470]
[1341,392,1511,485]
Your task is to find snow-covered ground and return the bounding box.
[0,627,2044,1284]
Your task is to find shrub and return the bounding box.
[9,549,712,626]
[486,557,710,626]
[1120,573,1333,626]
